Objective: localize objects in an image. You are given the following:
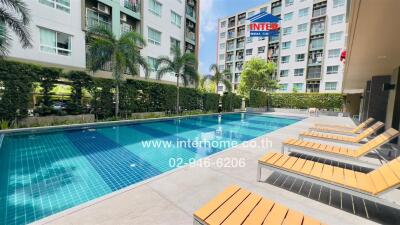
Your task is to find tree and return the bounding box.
[156,46,198,113]
[238,58,278,96]
[0,0,32,56]
[202,64,232,93]
[87,26,148,117]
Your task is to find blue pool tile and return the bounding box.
[65,130,162,191]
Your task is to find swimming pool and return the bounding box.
[0,113,300,225]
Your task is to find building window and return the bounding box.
[149,0,162,16]
[171,11,181,28]
[148,27,161,45]
[220,43,225,49]
[295,54,305,62]
[328,49,341,58]
[299,8,309,17]
[258,46,265,54]
[281,56,290,63]
[258,37,266,41]
[147,57,157,71]
[329,31,343,42]
[284,12,293,21]
[280,83,288,91]
[170,37,180,53]
[325,82,337,90]
[294,68,304,76]
[246,49,253,56]
[260,7,267,13]
[280,70,289,77]
[219,54,225,60]
[282,41,291,49]
[327,65,339,74]
[285,0,294,7]
[221,21,226,28]
[333,0,345,8]
[39,0,70,13]
[282,27,292,36]
[296,38,307,47]
[297,23,307,32]
[39,27,71,56]
[220,32,226,38]
[293,83,303,91]
[248,11,255,17]
[219,65,224,71]
[331,14,344,25]
[246,37,253,43]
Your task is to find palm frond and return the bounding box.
[0,0,30,24]
[0,22,10,56]
[87,25,115,43]
[120,30,146,48]
[0,7,31,48]
[222,79,232,93]
[156,66,173,80]
[209,63,219,73]
[87,38,114,72]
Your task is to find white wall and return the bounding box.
[141,0,187,82]
[7,0,86,69]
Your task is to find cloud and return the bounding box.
[200,0,217,39]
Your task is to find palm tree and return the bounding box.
[156,46,198,113]
[87,26,148,117]
[0,0,32,56]
[203,64,232,93]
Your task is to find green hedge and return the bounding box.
[248,90,344,110]
[0,60,246,122]
[269,93,343,110]
[249,90,268,107]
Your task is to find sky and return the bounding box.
[199,0,267,75]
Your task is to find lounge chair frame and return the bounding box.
[257,162,400,210]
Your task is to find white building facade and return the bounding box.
[216,0,348,93]
[6,0,199,84]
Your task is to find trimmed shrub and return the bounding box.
[269,93,343,110]
[249,90,268,107]
[202,93,220,112]
[222,93,242,111]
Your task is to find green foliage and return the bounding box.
[202,93,220,112]
[222,93,242,111]
[269,93,343,110]
[238,58,278,96]
[0,60,37,122]
[66,71,93,115]
[249,90,344,110]
[90,78,115,119]
[249,90,269,108]
[35,67,61,115]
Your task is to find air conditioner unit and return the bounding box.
[98,3,110,15]
[121,13,127,22]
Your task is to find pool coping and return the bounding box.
[31,113,304,225]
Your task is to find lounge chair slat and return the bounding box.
[320,165,334,182]
[292,158,307,172]
[205,189,251,225]
[301,161,315,175]
[303,215,322,225]
[282,157,299,170]
[331,167,345,184]
[259,152,276,163]
[275,155,291,167]
[368,170,388,194]
[262,203,288,225]
[343,169,358,189]
[194,185,240,221]
[221,193,262,225]
[387,158,400,179]
[242,199,275,225]
[355,172,376,194]
[310,162,324,178]
[282,210,304,225]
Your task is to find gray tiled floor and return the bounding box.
[35,114,391,225]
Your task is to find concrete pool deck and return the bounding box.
[34,114,386,225]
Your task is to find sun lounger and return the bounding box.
[193,185,324,225]
[282,128,400,167]
[299,122,384,144]
[258,152,400,209]
[310,118,375,135]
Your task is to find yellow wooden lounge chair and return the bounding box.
[194,185,325,225]
[257,152,400,209]
[299,122,384,144]
[283,128,400,167]
[310,118,375,135]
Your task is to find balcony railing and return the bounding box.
[122,0,140,13]
[227,45,235,51]
[312,8,326,18]
[237,30,245,37]
[269,35,279,43]
[311,26,325,35]
[236,55,244,61]
[238,19,245,25]
[236,42,244,49]
[186,31,196,42]
[228,32,235,39]
[272,6,281,16]
[86,16,112,31]
[186,6,196,20]
[120,23,133,34]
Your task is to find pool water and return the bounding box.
[0,113,300,225]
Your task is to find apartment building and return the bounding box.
[6,0,199,83]
[216,0,348,93]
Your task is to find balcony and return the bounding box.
[236,55,244,61]
[226,56,234,62]
[307,66,322,79]
[85,9,112,31]
[309,38,324,50]
[122,0,140,13]
[271,6,281,16]
[185,31,196,43]
[312,7,326,18]
[186,6,196,21]
[269,35,280,43]
[120,23,133,34]
[237,30,245,37]
[236,42,244,49]
[227,32,235,39]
